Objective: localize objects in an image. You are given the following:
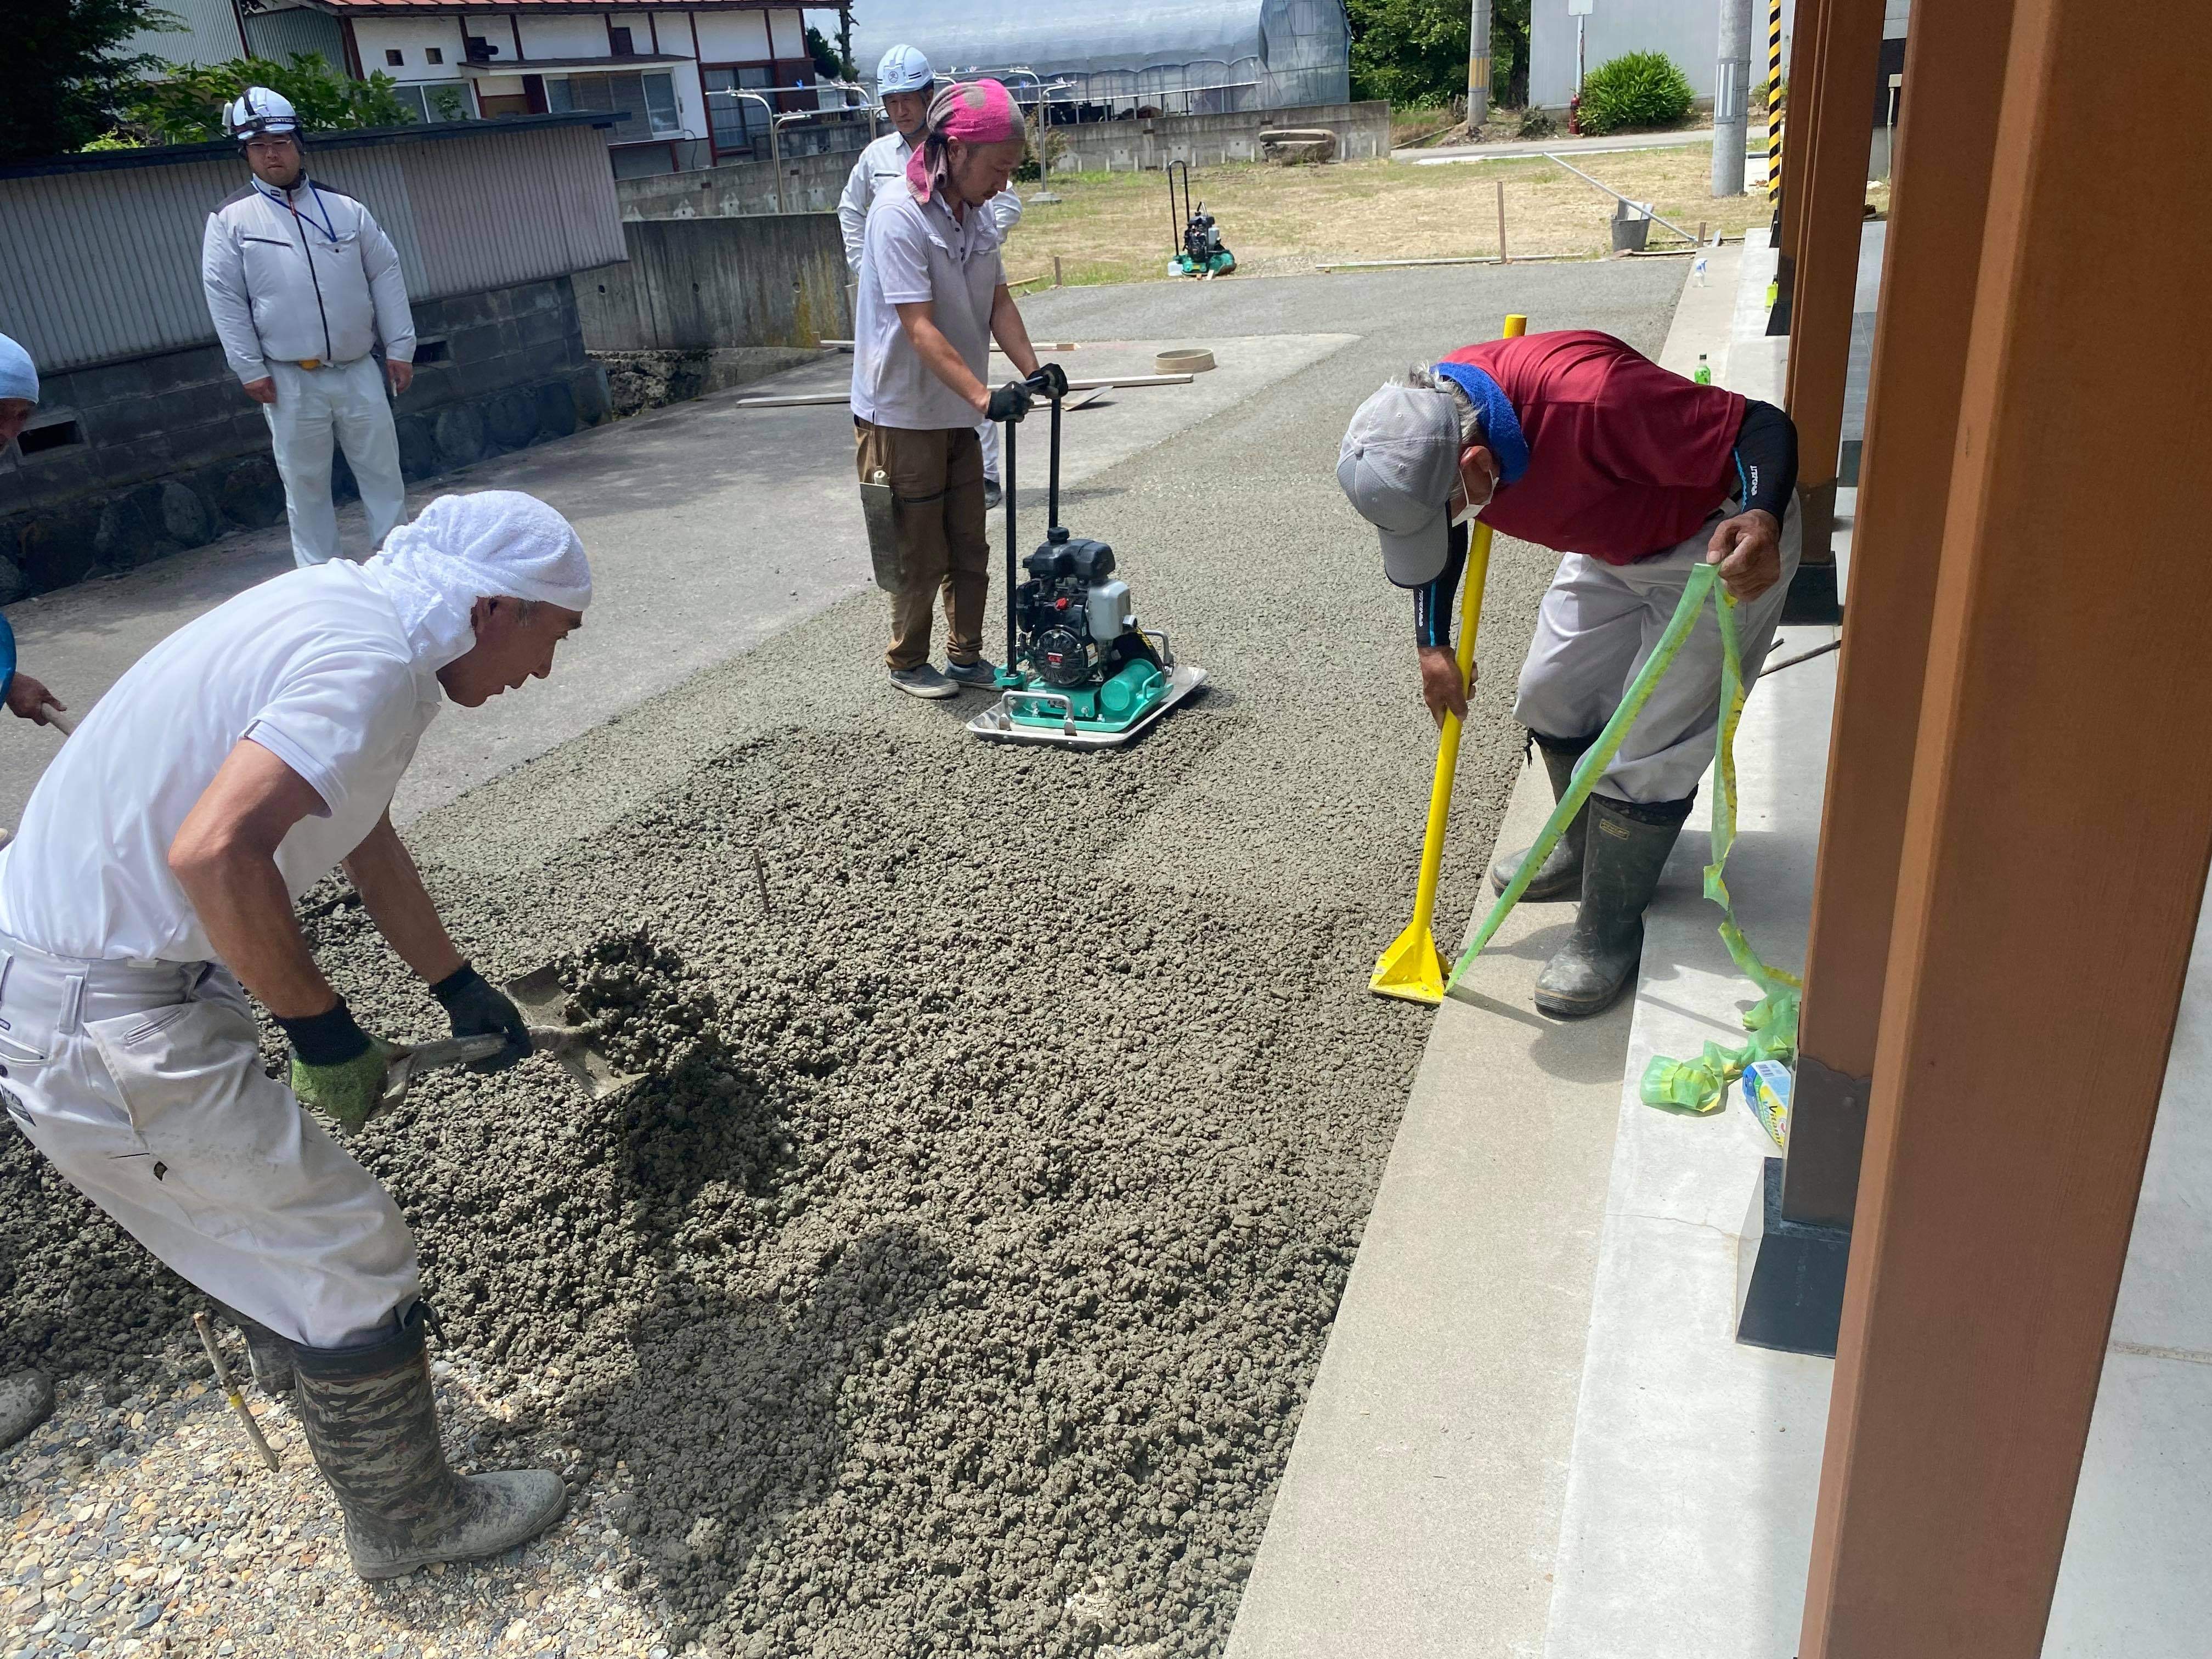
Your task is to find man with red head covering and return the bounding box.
[851,78,1068,700]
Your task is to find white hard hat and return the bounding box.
[224,86,302,142]
[875,45,934,99]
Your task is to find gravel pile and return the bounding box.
[3,259,1687,1658]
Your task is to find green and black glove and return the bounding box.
[278,1001,396,1136]
[430,963,531,1074]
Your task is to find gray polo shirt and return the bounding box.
[850,177,1005,432]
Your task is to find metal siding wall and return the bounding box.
[0,159,238,373]
[398,126,626,300]
[0,127,623,371]
[242,7,352,66]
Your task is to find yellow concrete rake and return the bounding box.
[1370,312,1528,1005]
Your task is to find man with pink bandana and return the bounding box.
[851,78,1067,700]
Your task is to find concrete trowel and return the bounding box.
[376,964,640,1114]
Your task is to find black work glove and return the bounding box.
[985,380,1035,424]
[429,963,532,1073]
[1030,362,1070,400]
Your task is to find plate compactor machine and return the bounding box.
[966,373,1208,749]
[1167,160,1235,278]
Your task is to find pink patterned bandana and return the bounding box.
[905,77,1022,205]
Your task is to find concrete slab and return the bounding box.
[1539,637,1838,1659]
[2045,888,2212,1657]
[1225,760,1630,1659]
[0,331,1351,831]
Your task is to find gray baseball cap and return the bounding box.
[1338,382,1463,586]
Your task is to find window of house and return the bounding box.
[390,82,475,123]
[385,48,404,66]
[464,35,497,61]
[548,70,680,139]
[609,26,634,55]
[701,64,774,155]
[425,46,444,64]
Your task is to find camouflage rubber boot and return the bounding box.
[1490,732,1598,902]
[0,1370,54,1449]
[1533,792,1693,1020]
[291,1304,566,1581]
[209,1302,297,1398]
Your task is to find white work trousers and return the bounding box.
[0,933,420,1350]
[1512,500,1803,804]
[978,416,1002,487]
[264,356,407,569]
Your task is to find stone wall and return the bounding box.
[615,146,864,222]
[1045,100,1394,172]
[574,216,851,355]
[0,276,610,602]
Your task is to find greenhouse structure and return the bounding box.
[848,0,1351,118]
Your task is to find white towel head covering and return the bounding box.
[359,490,591,669]
[0,334,39,404]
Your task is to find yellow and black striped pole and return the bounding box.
[1765,0,1785,203]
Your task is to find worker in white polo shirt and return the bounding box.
[0,492,586,1577]
[201,87,415,568]
[851,78,1064,699]
[840,44,1027,509]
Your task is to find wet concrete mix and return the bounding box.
[0,258,1664,1654]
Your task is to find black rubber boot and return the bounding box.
[210,1301,296,1398]
[292,1304,566,1581]
[1533,792,1693,1020]
[1491,732,1598,901]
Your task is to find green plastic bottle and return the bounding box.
[1693,353,1712,385]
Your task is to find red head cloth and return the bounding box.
[905,77,1022,205]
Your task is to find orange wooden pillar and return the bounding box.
[1735,0,2021,1358]
[1799,3,2212,1652]
[1776,0,1885,617]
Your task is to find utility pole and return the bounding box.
[1466,0,1492,129]
[1713,0,1752,195]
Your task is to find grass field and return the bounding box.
[1002,142,1885,289]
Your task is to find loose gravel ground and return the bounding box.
[4,259,1688,1659]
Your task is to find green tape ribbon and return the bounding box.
[1446,561,1802,1118]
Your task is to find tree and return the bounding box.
[1346,0,1468,110]
[1493,0,1531,107]
[805,25,851,83]
[4,0,174,162]
[120,53,415,145]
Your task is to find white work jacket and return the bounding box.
[838,130,1023,273]
[200,177,416,385]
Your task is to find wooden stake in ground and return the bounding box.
[1053,255,1064,287]
[1497,178,1509,263]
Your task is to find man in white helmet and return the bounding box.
[0,492,589,1577]
[201,87,416,568]
[839,45,1026,509]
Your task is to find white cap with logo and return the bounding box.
[1336,383,1465,588]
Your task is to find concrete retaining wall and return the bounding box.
[0,276,609,602]
[616,145,862,222]
[1046,100,1392,172]
[574,216,851,354]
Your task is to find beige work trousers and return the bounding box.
[854,417,990,672]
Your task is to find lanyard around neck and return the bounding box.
[259,178,338,246]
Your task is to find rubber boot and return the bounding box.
[1490,732,1598,901]
[292,1304,566,1581]
[0,1371,54,1449]
[1533,793,1692,1020]
[211,1301,296,1398]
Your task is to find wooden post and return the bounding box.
[1053,255,1064,287]
[1739,0,2021,1359]
[1496,178,1508,263]
[1799,3,2212,1652]
[1777,0,1885,616]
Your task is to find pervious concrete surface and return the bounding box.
[3,256,1688,1657]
